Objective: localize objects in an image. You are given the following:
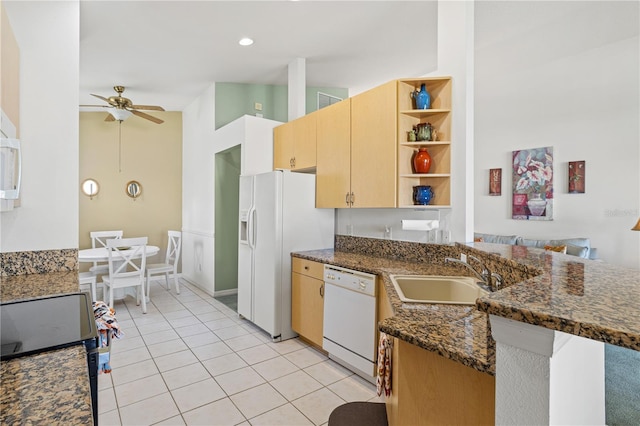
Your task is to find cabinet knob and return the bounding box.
[304,266,309,270]
[350,192,355,206]
[345,192,350,206]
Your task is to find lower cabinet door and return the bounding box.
[291,272,324,347]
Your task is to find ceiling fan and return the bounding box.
[81,86,165,124]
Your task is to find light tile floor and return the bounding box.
[98,279,382,425]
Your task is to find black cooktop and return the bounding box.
[1,293,97,360]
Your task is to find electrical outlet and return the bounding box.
[461,253,467,262]
[254,102,263,111]
[384,225,392,239]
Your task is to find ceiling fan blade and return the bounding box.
[91,94,113,104]
[80,104,111,108]
[131,110,164,124]
[104,114,115,122]
[131,104,165,111]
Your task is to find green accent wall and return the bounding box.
[215,83,348,129]
[214,145,241,292]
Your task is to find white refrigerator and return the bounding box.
[237,170,334,341]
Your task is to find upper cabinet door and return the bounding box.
[316,99,351,208]
[292,112,317,171]
[273,123,294,170]
[350,80,397,208]
[273,113,317,171]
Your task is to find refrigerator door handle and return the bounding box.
[247,206,256,249]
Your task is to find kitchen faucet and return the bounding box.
[444,256,503,291]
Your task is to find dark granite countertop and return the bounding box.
[1,346,94,425]
[468,242,640,351]
[1,270,83,302]
[0,271,94,425]
[293,247,497,375]
[293,235,640,377]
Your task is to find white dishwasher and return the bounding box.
[322,265,377,381]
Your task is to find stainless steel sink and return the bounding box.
[389,275,488,305]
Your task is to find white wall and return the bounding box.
[474,1,640,268]
[182,84,280,294]
[336,1,475,244]
[182,83,216,293]
[1,1,79,252]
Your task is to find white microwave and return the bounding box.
[0,137,22,203]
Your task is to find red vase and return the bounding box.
[413,148,432,174]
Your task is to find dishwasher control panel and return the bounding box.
[324,265,376,297]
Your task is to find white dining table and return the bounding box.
[79,246,160,302]
[79,245,160,263]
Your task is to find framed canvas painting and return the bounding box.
[568,161,585,193]
[489,168,501,196]
[512,146,553,220]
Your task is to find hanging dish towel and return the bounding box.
[93,301,124,373]
[376,332,393,397]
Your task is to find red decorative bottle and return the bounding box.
[413,148,432,174]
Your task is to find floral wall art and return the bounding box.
[512,146,553,220]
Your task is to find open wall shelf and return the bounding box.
[397,77,452,208]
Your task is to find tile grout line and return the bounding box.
[112,281,254,423]
[102,279,376,425]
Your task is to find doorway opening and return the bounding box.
[214,144,241,311]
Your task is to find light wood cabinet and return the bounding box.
[316,81,397,208]
[379,278,494,426]
[291,258,325,347]
[297,77,453,208]
[273,112,317,171]
[397,77,452,208]
[316,99,351,208]
[273,123,294,170]
[392,340,495,425]
[351,80,397,207]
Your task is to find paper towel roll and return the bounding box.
[401,220,439,231]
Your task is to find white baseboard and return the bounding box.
[213,288,238,297]
[181,276,215,297]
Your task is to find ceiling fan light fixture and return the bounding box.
[109,109,132,121]
[239,37,254,46]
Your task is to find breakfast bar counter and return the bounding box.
[468,242,640,351]
[0,271,94,425]
[293,235,640,381]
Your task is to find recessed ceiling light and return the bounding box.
[239,38,254,46]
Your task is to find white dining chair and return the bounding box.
[89,230,123,277]
[79,271,98,301]
[146,230,182,296]
[101,237,148,314]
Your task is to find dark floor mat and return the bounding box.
[328,402,388,426]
